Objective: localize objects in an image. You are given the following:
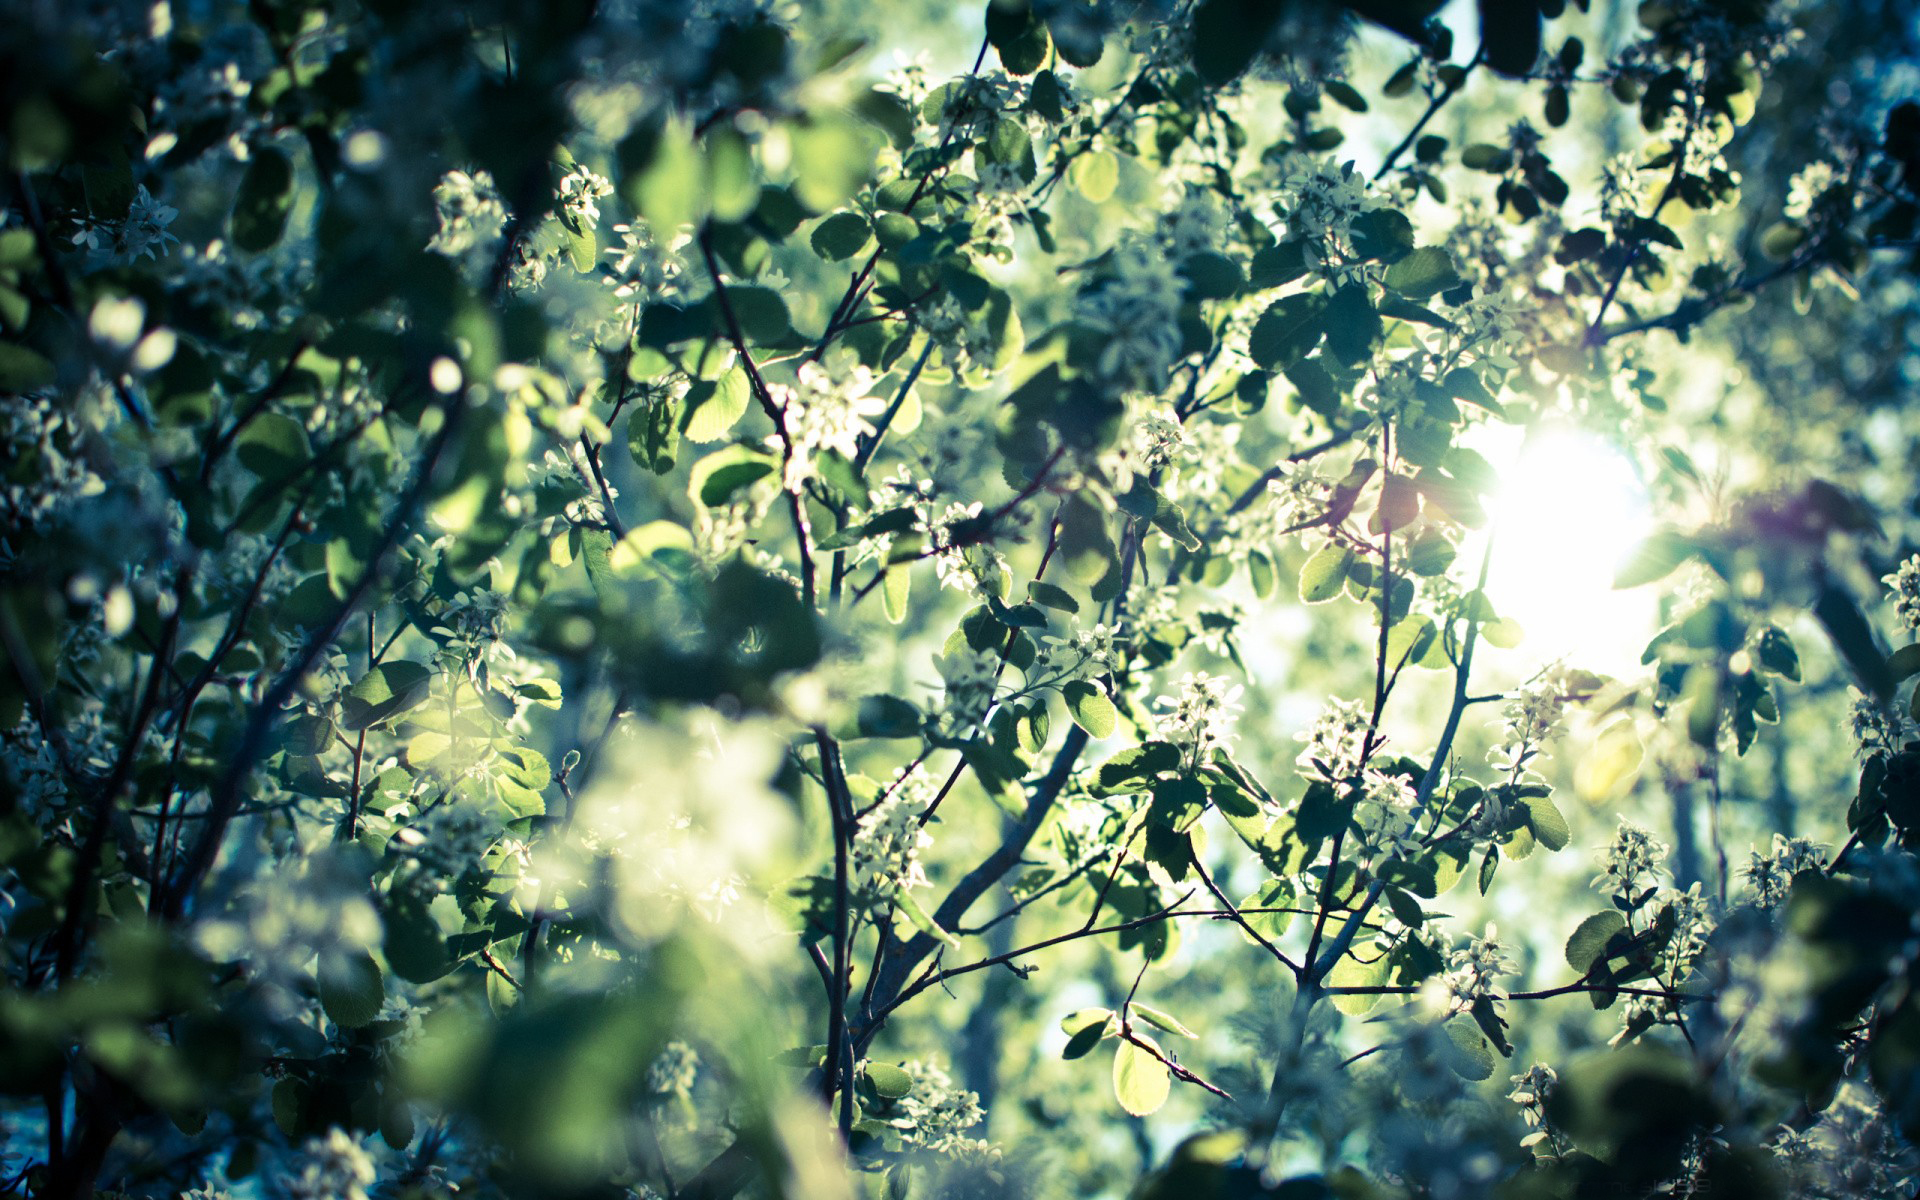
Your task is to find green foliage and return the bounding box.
[5,0,1920,1197]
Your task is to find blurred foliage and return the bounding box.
[4,0,1920,1198]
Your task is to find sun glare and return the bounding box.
[1473,426,1659,678]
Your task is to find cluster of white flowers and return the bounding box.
[927,501,1009,598]
[279,1128,377,1200]
[970,160,1028,255]
[1052,622,1121,679]
[1507,1062,1559,1153]
[1154,183,1226,259]
[1785,160,1842,223]
[773,361,886,491]
[935,648,1001,734]
[878,50,934,108]
[646,1040,700,1098]
[69,185,179,263]
[1352,768,1421,861]
[895,1061,991,1157]
[169,237,290,330]
[427,169,509,259]
[194,850,384,1008]
[1491,663,1584,777]
[1154,671,1244,759]
[0,395,108,530]
[1883,554,1920,630]
[1446,287,1526,366]
[1437,923,1515,1013]
[850,772,934,912]
[1743,834,1827,910]
[557,164,613,229]
[393,802,498,886]
[1771,1081,1920,1198]
[153,55,255,132]
[1162,417,1238,504]
[1654,881,1716,970]
[606,223,691,301]
[1079,238,1185,392]
[916,293,989,367]
[1264,462,1333,528]
[1592,819,1668,899]
[1053,793,1125,859]
[1295,697,1370,790]
[1272,156,1375,273]
[1127,408,1188,472]
[1598,151,1653,229]
[934,70,1028,144]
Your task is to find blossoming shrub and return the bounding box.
[5,0,1920,1198]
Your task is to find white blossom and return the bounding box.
[647,1040,700,1097]
[557,163,613,229]
[1296,697,1370,790]
[278,1128,376,1200]
[1743,834,1827,910]
[1079,237,1184,392]
[1438,922,1515,1012]
[1592,819,1668,899]
[1785,160,1841,222]
[1352,768,1420,861]
[1883,554,1920,631]
[935,648,1001,734]
[850,776,934,912]
[774,361,887,491]
[894,1061,990,1157]
[428,169,509,259]
[1153,671,1244,759]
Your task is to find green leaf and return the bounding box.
[1064,680,1118,738]
[1063,1021,1109,1060]
[1383,246,1462,298]
[1247,293,1325,369]
[1754,626,1801,681]
[1324,80,1369,112]
[1299,543,1352,603]
[562,215,596,273]
[1112,1037,1171,1116]
[1564,910,1627,975]
[1613,529,1701,589]
[856,695,922,739]
[1095,741,1181,792]
[1071,150,1119,203]
[1061,1007,1114,1037]
[1249,239,1308,289]
[1181,251,1243,300]
[1350,209,1415,263]
[1816,584,1894,701]
[1891,643,1920,683]
[1131,1003,1196,1039]
[317,949,384,1029]
[385,890,454,984]
[235,412,313,475]
[1321,284,1380,365]
[894,884,958,947]
[684,368,753,443]
[340,661,433,732]
[811,211,871,261]
[882,563,911,625]
[1028,581,1079,613]
[863,1061,913,1098]
[231,148,295,253]
[1520,793,1570,851]
[1442,1020,1495,1080]
[627,393,682,474]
